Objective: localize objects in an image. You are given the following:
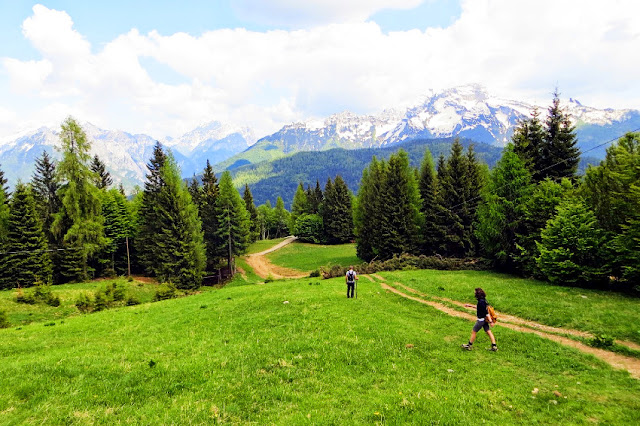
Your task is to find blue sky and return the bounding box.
[0,0,638,140]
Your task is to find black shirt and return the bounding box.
[477,298,488,319]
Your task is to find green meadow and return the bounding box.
[266,241,360,272]
[1,270,640,424]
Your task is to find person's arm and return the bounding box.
[464,303,475,308]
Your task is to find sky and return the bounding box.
[1,0,639,142]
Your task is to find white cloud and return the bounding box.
[232,0,424,27]
[2,1,640,142]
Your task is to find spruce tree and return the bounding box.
[464,145,483,254]
[0,179,9,255]
[99,188,134,275]
[377,150,422,258]
[216,171,250,275]
[273,196,290,238]
[307,180,323,214]
[91,154,113,189]
[153,155,205,288]
[136,142,167,274]
[354,157,386,261]
[476,147,533,271]
[439,140,467,257]
[188,176,202,209]
[243,184,259,243]
[541,91,580,181]
[51,117,105,281]
[0,183,53,289]
[512,108,545,177]
[31,150,60,243]
[200,160,225,271]
[0,164,8,198]
[419,148,446,254]
[322,175,353,244]
[290,182,310,231]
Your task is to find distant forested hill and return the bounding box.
[228,137,500,207]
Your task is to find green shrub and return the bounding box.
[0,310,10,329]
[589,334,615,348]
[15,289,36,304]
[294,214,324,243]
[16,284,60,306]
[75,293,94,313]
[93,292,108,312]
[264,275,275,283]
[154,283,177,301]
[309,269,321,278]
[125,296,140,306]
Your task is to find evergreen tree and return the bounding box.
[200,160,225,271]
[99,188,134,275]
[153,155,205,288]
[439,140,468,257]
[377,150,422,258]
[418,148,446,254]
[136,142,167,275]
[354,157,386,261]
[536,198,608,286]
[216,171,250,275]
[31,150,60,243]
[464,145,483,254]
[0,164,8,198]
[512,108,545,176]
[91,154,113,189]
[476,147,533,271]
[322,175,353,244]
[290,182,310,231]
[118,183,126,197]
[51,117,105,281]
[0,178,10,257]
[541,91,580,181]
[273,196,290,238]
[257,201,275,240]
[188,176,202,209]
[243,184,259,243]
[307,180,323,214]
[0,183,52,289]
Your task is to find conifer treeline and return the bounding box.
[0,118,268,290]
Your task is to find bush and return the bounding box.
[93,292,108,312]
[125,296,140,306]
[154,283,177,301]
[15,288,36,305]
[0,310,10,329]
[319,253,491,279]
[309,269,321,278]
[103,282,126,302]
[75,293,94,313]
[589,334,614,348]
[16,284,60,306]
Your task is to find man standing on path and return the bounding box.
[461,287,498,351]
[345,266,358,298]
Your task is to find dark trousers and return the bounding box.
[347,282,355,298]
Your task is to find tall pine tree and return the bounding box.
[91,155,113,189]
[200,160,225,271]
[0,183,53,289]
[322,175,353,244]
[31,150,60,243]
[243,184,259,243]
[290,182,310,231]
[512,108,545,177]
[51,117,105,282]
[542,90,580,180]
[354,157,386,261]
[216,171,250,275]
[418,148,446,254]
[439,140,468,257]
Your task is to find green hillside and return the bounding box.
[1,271,639,423]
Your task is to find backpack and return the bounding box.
[346,271,355,283]
[487,304,498,324]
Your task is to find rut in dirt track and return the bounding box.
[367,274,640,380]
[244,236,309,279]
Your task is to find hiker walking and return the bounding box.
[345,265,358,298]
[461,287,497,351]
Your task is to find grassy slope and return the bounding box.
[245,237,288,255]
[265,241,360,272]
[378,270,640,344]
[1,276,639,424]
[0,278,159,327]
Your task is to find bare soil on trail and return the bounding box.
[365,275,640,380]
[244,237,309,279]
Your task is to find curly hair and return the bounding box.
[474,287,486,300]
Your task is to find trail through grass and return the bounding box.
[266,241,360,272]
[1,276,639,424]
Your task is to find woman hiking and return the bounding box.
[461,287,497,351]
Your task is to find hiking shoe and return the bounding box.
[489,346,498,352]
[461,343,472,350]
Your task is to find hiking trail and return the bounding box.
[244,236,309,279]
[366,274,640,380]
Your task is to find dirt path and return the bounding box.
[244,237,309,279]
[366,275,640,380]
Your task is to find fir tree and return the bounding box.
[307,180,323,214]
[31,151,60,244]
[418,148,446,254]
[439,140,468,257]
[200,160,225,271]
[0,183,52,289]
[273,196,290,238]
[0,179,10,254]
[291,182,310,231]
[188,176,203,210]
[243,184,259,243]
[464,145,483,254]
[377,150,422,258]
[512,108,545,176]
[354,157,386,261]
[322,175,353,244]
[153,155,205,289]
[216,171,250,275]
[476,147,533,271]
[51,117,105,281]
[136,142,167,274]
[91,155,113,189]
[541,91,580,181]
[0,164,8,198]
[99,188,134,275]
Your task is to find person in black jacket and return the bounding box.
[461,288,497,351]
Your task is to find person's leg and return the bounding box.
[468,330,478,344]
[463,322,481,349]
[486,330,496,345]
